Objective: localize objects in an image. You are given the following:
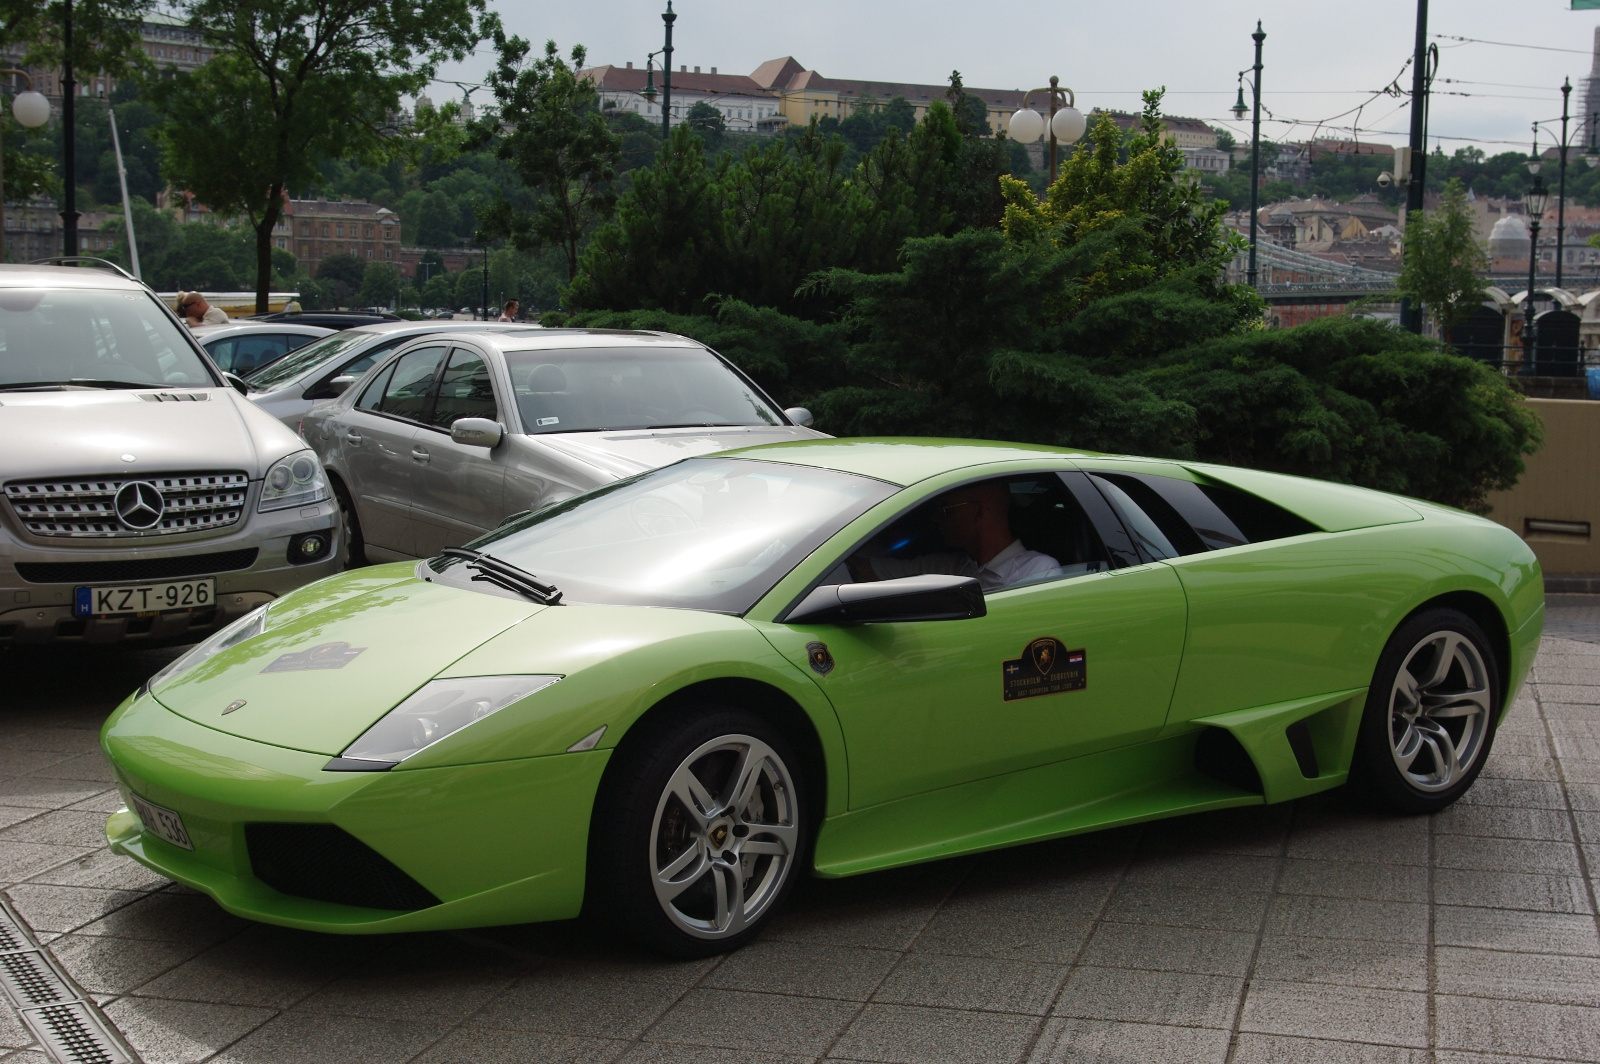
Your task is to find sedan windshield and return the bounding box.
[432,458,895,613]
[0,287,213,389]
[504,346,783,434]
[244,329,375,390]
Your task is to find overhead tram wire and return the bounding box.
[1434,34,1592,56]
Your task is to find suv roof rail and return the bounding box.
[26,256,140,283]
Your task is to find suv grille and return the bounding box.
[4,472,249,538]
[13,548,259,585]
[245,824,441,912]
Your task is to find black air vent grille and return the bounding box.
[246,823,441,911]
[13,548,258,584]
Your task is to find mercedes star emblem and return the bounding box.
[114,481,164,530]
[120,453,137,463]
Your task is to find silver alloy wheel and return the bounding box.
[1387,629,1493,793]
[649,733,798,940]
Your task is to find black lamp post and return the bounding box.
[1557,79,1572,290]
[60,0,78,257]
[1231,21,1265,288]
[659,2,674,140]
[1522,170,1549,373]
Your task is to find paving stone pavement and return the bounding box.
[3,602,1600,1064]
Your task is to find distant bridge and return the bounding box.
[1227,241,1398,306]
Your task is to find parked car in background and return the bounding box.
[0,264,342,646]
[251,311,399,330]
[190,322,334,377]
[243,321,544,430]
[300,329,823,565]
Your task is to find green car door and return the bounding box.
[760,468,1188,810]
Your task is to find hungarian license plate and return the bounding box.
[129,793,193,850]
[74,578,214,617]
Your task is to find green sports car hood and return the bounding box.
[152,566,545,755]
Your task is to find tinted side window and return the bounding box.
[1089,471,1319,561]
[427,348,498,428]
[1200,483,1320,541]
[357,361,396,410]
[1088,475,1188,559]
[377,345,446,422]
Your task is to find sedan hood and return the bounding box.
[0,388,294,479]
[532,425,825,481]
[153,569,543,755]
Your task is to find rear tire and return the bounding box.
[588,707,808,958]
[331,480,367,569]
[1352,607,1501,814]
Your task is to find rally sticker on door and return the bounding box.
[1002,637,1086,701]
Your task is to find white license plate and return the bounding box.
[74,578,214,617]
[129,793,193,851]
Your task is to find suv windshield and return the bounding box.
[244,329,375,390]
[431,457,895,613]
[505,346,783,433]
[0,287,213,389]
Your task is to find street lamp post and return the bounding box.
[1231,21,1266,287]
[0,71,51,262]
[1522,169,1549,374]
[1006,77,1086,187]
[659,2,674,140]
[1557,78,1572,290]
[61,0,77,258]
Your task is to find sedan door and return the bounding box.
[758,470,1189,810]
[336,344,447,558]
[410,344,509,556]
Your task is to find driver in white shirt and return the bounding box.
[849,480,1060,591]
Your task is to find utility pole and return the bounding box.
[1246,22,1265,288]
[660,2,675,140]
[1557,78,1571,290]
[1399,0,1429,333]
[60,0,78,258]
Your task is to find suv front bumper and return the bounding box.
[0,499,341,645]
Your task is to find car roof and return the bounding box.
[192,322,335,338]
[0,263,147,290]
[444,329,703,354]
[337,320,547,340]
[719,438,1107,486]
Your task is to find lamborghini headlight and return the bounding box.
[339,675,562,766]
[258,449,330,511]
[138,605,268,696]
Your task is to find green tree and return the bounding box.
[1395,178,1488,342]
[316,252,366,307]
[359,261,401,307]
[420,270,455,309]
[474,35,621,279]
[413,189,460,246]
[686,101,727,150]
[150,0,491,313]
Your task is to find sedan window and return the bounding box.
[504,346,781,434]
[426,348,498,429]
[244,329,374,389]
[374,345,446,423]
[435,458,896,613]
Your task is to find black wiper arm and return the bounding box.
[0,379,156,391]
[438,547,563,605]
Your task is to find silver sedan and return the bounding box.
[300,329,823,564]
[243,321,542,430]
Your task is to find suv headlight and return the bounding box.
[338,675,561,767]
[138,605,268,696]
[259,449,330,512]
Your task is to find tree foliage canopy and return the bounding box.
[1396,178,1488,341]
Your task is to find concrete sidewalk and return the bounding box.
[2,617,1599,1064]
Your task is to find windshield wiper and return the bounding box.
[437,547,563,605]
[0,379,157,391]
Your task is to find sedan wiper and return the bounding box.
[437,547,563,605]
[0,379,158,391]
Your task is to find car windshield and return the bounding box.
[504,346,783,433]
[244,329,375,390]
[0,287,213,389]
[432,457,895,613]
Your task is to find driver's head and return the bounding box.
[179,293,210,317]
[930,480,1011,559]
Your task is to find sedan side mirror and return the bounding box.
[451,417,503,448]
[325,374,356,397]
[784,406,815,428]
[222,371,250,396]
[783,574,985,625]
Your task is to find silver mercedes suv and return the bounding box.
[0,265,342,645]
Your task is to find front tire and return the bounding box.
[331,479,367,569]
[589,708,807,957]
[1353,608,1501,814]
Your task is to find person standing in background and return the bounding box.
[498,299,518,322]
[177,292,228,327]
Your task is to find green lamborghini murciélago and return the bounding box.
[101,438,1543,956]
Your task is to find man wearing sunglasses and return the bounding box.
[849,480,1059,591]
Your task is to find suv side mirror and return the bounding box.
[451,417,503,448]
[783,574,985,625]
[222,371,250,396]
[784,406,814,428]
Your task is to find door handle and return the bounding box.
[344,432,362,445]
[411,447,430,463]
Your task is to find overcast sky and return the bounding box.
[429,0,1600,158]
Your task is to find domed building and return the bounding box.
[1488,214,1532,261]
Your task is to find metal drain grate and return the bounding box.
[0,899,136,1063]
